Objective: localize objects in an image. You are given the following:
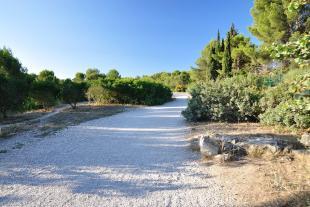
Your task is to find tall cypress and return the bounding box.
[230,23,238,37]
[216,30,221,53]
[222,32,232,76]
[207,45,219,80]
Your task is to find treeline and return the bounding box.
[182,0,310,130]
[142,70,191,92]
[0,50,172,118]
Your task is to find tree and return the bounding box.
[86,85,116,104]
[37,70,58,82]
[85,68,104,81]
[30,80,59,109]
[230,34,257,71]
[73,72,85,83]
[61,79,86,109]
[222,33,233,76]
[249,0,290,44]
[207,46,220,80]
[0,48,29,118]
[230,23,238,37]
[106,69,120,80]
[216,30,222,53]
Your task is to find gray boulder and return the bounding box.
[300,133,310,147]
[199,136,220,156]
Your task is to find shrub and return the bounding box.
[86,85,116,104]
[86,78,172,106]
[182,73,262,122]
[259,69,310,129]
[260,98,310,129]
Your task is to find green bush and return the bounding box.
[182,73,262,122]
[87,78,172,106]
[260,98,310,129]
[259,69,310,129]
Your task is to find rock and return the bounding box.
[189,137,200,151]
[213,153,233,162]
[199,136,220,156]
[300,133,310,147]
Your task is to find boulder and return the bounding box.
[213,153,233,162]
[300,133,310,147]
[199,136,220,156]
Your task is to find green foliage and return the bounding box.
[0,48,29,118]
[260,98,310,129]
[259,68,310,129]
[73,72,86,83]
[222,33,233,76]
[143,70,191,92]
[87,78,172,105]
[85,68,105,81]
[182,73,262,122]
[87,85,116,104]
[106,69,121,80]
[271,33,310,66]
[61,79,87,108]
[193,26,257,83]
[30,80,60,109]
[249,0,290,44]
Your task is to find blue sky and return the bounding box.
[0,0,257,78]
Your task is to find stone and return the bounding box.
[199,136,220,156]
[213,153,233,162]
[300,133,310,147]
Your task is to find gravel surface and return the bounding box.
[0,95,238,207]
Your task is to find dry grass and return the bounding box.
[190,122,309,206]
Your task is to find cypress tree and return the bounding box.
[221,38,225,52]
[230,23,238,37]
[207,46,219,80]
[216,30,221,53]
[222,32,232,76]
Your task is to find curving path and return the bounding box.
[0,95,237,207]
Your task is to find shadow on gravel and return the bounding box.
[0,98,213,199]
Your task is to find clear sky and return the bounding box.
[0,0,257,79]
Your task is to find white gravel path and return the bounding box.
[0,95,237,207]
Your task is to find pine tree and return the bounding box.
[222,32,232,76]
[208,47,219,80]
[249,0,290,44]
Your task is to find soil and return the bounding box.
[189,122,310,207]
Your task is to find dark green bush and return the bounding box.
[87,78,172,106]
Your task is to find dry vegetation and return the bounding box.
[0,104,131,138]
[188,122,310,207]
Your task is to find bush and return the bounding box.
[182,73,262,122]
[259,69,310,129]
[260,98,310,129]
[86,78,172,106]
[86,85,116,104]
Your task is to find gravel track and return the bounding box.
[0,95,237,207]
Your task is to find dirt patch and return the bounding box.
[0,110,49,125]
[38,105,131,137]
[0,104,132,138]
[190,122,310,207]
